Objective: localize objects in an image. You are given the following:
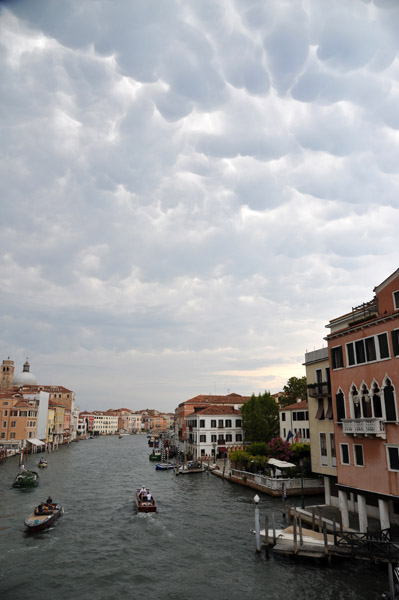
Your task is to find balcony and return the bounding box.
[307,383,331,398]
[342,418,386,439]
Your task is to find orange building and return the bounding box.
[326,268,399,530]
[0,392,38,448]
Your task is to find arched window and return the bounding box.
[371,381,383,419]
[335,389,346,421]
[383,377,397,422]
[350,385,361,419]
[360,384,372,419]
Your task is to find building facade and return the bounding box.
[185,405,244,460]
[304,347,338,507]
[326,268,399,530]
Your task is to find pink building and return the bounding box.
[326,268,399,531]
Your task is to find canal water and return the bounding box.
[0,435,388,599]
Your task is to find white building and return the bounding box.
[92,412,119,435]
[279,400,310,444]
[186,405,244,460]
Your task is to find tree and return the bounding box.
[241,391,279,444]
[282,376,307,406]
[266,437,294,462]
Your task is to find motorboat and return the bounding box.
[12,470,39,488]
[24,502,62,532]
[135,489,157,513]
[155,463,174,470]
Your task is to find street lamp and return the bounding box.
[300,458,305,509]
[254,494,261,552]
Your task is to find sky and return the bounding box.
[1,0,398,413]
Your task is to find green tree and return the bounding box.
[241,391,279,444]
[282,376,307,406]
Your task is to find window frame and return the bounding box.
[354,444,364,467]
[386,445,399,471]
[340,443,350,465]
[331,345,344,370]
[346,332,390,367]
[393,291,399,311]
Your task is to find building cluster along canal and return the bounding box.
[0,435,391,600]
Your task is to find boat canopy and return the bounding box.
[26,438,45,446]
[267,458,296,469]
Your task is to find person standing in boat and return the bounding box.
[139,486,146,500]
[46,495,53,504]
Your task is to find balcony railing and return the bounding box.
[342,418,386,438]
[307,383,331,398]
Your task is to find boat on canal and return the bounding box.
[12,469,39,488]
[155,462,174,470]
[178,461,205,474]
[24,501,62,532]
[38,458,48,468]
[135,489,157,513]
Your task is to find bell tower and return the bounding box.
[0,357,15,390]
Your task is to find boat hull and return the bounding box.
[155,463,174,470]
[135,491,157,513]
[24,504,62,532]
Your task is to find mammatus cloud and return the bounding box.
[0,0,398,410]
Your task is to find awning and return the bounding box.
[26,438,45,446]
[218,447,227,452]
[268,458,296,469]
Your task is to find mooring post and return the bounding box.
[299,516,303,547]
[388,562,395,600]
[293,513,298,554]
[312,507,316,531]
[323,523,329,556]
[254,494,261,552]
[265,515,270,558]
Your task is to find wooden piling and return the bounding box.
[311,507,316,531]
[299,516,303,547]
[272,512,276,545]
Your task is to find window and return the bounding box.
[315,399,324,420]
[281,413,286,421]
[211,434,216,443]
[199,420,205,428]
[393,291,399,311]
[387,446,399,471]
[320,433,328,467]
[336,391,346,421]
[2,421,6,428]
[226,434,232,442]
[10,432,15,439]
[4,410,7,416]
[236,433,242,442]
[235,419,241,427]
[218,420,224,428]
[346,333,390,366]
[225,419,232,427]
[11,421,16,428]
[293,413,297,421]
[378,333,390,359]
[325,398,333,419]
[340,443,350,465]
[330,433,336,467]
[200,434,206,442]
[355,340,366,364]
[0,432,4,438]
[383,378,397,421]
[391,330,399,357]
[354,444,364,467]
[331,346,343,369]
[211,420,216,428]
